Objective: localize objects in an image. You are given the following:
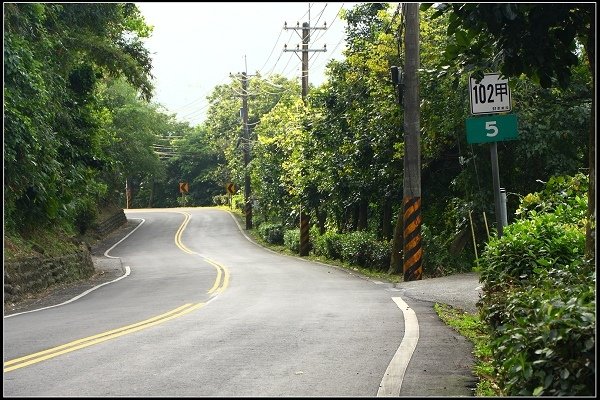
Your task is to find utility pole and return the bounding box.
[402,3,423,281]
[231,59,254,230]
[241,70,252,229]
[283,21,327,102]
[283,19,326,256]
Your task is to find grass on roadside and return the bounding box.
[4,227,80,261]
[433,303,502,396]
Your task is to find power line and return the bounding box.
[257,27,285,74]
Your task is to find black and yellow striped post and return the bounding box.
[401,4,422,281]
[403,196,422,281]
[299,211,310,256]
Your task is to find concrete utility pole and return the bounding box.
[402,3,423,281]
[283,21,327,102]
[241,70,252,230]
[283,19,326,256]
[231,60,254,230]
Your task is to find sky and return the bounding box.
[135,2,366,126]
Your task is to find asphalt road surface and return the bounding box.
[3,208,478,397]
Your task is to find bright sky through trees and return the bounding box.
[136,2,365,126]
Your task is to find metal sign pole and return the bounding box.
[490,142,504,237]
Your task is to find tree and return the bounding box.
[97,77,172,208]
[422,3,595,261]
[3,3,154,234]
[203,74,301,213]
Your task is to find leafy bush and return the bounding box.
[212,194,229,206]
[421,223,474,277]
[516,173,588,227]
[313,230,391,271]
[231,193,245,212]
[313,230,344,260]
[478,173,593,396]
[257,223,284,245]
[284,229,300,253]
[492,278,595,396]
[479,204,586,329]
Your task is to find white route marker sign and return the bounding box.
[469,73,512,115]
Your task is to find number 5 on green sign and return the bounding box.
[486,121,498,137]
[466,114,518,144]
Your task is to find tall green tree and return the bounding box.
[158,125,224,208]
[203,74,301,210]
[4,3,153,234]
[422,3,595,261]
[96,77,172,208]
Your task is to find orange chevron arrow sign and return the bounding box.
[179,182,189,194]
[226,183,236,195]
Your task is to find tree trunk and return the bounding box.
[315,203,326,234]
[147,178,154,208]
[381,197,393,240]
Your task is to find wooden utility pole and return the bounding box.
[283,19,326,255]
[241,70,252,230]
[402,3,423,281]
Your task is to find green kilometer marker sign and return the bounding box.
[466,113,519,144]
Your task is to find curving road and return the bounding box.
[3,208,476,396]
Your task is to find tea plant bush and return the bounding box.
[313,230,391,271]
[257,223,284,245]
[477,173,594,396]
[283,229,300,253]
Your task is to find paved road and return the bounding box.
[3,208,479,397]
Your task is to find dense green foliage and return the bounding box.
[4,3,591,263]
[478,174,594,396]
[422,1,595,261]
[313,230,391,271]
[257,223,285,245]
[3,3,217,239]
[4,3,155,236]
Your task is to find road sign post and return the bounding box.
[468,73,515,237]
[179,182,189,207]
[490,142,504,237]
[226,183,236,209]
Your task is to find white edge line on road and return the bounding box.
[4,218,145,319]
[104,217,145,258]
[4,267,131,319]
[377,296,420,397]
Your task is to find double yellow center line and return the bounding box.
[174,211,229,295]
[4,210,229,373]
[4,303,205,372]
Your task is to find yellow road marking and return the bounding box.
[4,303,205,372]
[172,211,230,296]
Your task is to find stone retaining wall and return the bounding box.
[95,208,127,238]
[4,246,94,304]
[3,209,127,304]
